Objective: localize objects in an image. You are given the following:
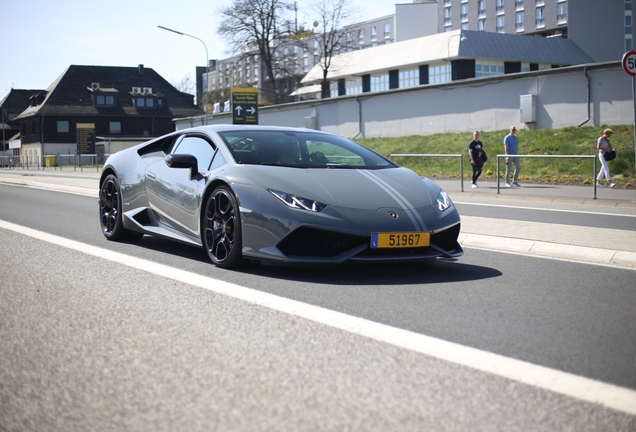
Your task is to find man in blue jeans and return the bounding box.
[503,126,520,187]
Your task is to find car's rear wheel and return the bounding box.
[202,185,243,268]
[99,174,143,241]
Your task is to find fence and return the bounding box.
[0,154,109,172]
[389,153,600,199]
[495,154,599,198]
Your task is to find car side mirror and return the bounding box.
[165,154,198,178]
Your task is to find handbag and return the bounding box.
[604,150,616,161]
[480,149,488,163]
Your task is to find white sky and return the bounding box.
[0,0,398,102]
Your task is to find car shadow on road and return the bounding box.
[243,259,503,286]
[131,236,502,285]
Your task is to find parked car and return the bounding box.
[98,125,463,268]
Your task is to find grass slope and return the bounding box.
[357,125,635,188]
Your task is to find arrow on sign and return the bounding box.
[247,106,256,115]
[234,105,243,115]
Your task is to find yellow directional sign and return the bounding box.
[76,123,95,155]
[232,88,259,125]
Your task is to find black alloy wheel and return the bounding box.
[99,174,143,241]
[202,185,243,268]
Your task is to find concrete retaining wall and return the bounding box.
[176,61,632,137]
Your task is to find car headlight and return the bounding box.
[436,190,452,212]
[268,189,327,212]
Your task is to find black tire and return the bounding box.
[202,185,243,268]
[99,174,143,242]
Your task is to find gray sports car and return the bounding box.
[99,125,462,268]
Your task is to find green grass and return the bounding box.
[357,125,635,188]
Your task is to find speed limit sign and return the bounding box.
[622,50,636,76]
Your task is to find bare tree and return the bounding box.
[217,0,295,104]
[308,0,357,98]
[171,74,196,96]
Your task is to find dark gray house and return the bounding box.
[13,64,203,165]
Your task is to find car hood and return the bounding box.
[234,166,435,210]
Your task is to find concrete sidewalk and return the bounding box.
[1,168,635,269]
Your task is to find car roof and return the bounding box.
[181,124,326,135]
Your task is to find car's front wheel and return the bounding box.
[202,185,243,268]
[99,174,143,242]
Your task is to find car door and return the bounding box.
[146,134,217,239]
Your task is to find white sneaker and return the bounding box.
[504,183,512,188]
[597,182,604,188]
[471,183,478,188]
[609,182,616,188]
[512,182,521,187]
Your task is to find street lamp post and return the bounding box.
[158,25,209,125]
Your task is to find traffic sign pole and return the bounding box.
[622,50,636,173]
[633,76,636,174]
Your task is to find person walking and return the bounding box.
[596,128,616,188]
[468,130,485,188]
[503,126,520,187]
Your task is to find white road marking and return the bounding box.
[455,201,636,218]
[2,218,636,416]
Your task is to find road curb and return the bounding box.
[459,233,636,269]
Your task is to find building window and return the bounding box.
[358,29,365,45]
[478,0,486,15]
[429,63,451,84]
[57,121,69,133]
[496,0,505,12]
[384,23,391,38]
[370,74,389,92]
[399,69,420,88]
[557,2,567,22]
[346,78,362,95]
[461,23,469,30]
[371,26,377,42]
[444,7,452,23]
[476,61,505,77]
[330,81,338,98]
[479,18,487,30]
[516,11,524,30]
[497,16,505,32]
[626,0,632,11]
[461,3,468,19]
[515,0,524,8]
[94,94,115,106]
[536,7,545,26]
[109,122,121,134]
[135,97,156,108]
[627,15,633,34]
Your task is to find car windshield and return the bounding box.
[219,130,396,169]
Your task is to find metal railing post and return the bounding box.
[460,154,464,192]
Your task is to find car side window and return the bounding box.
[172,136,216,170]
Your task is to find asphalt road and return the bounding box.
[1,183,636,430]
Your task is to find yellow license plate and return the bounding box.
[371,232,430,249]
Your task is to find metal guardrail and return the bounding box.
[495,154,598,199]
[390,153,600,199]
[0,154,110,172]
[390,153,465,192]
